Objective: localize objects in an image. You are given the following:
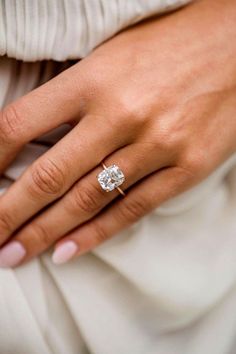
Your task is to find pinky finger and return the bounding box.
[52,166,192,264]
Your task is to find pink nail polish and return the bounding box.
[52,241,78,265]
[0,241,26,268]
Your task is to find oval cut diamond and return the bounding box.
[97,165,125,192]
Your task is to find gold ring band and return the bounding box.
[116,186,126,197]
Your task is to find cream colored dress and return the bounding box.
[1,1,236,354]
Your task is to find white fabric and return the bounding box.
[0,1,236,354]
[0,0,190,61]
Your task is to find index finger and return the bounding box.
[0,62,86,173]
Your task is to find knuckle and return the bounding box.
[163,166,197,198]
[68,182,104,215]
[92,221,108,244]
[117,197,147,223]
[122,103,147,125]
[29,159,66,197]
[182,150,208,181]
[115,95,149,129]
[145,133,174,157]
[0,211,14,234]
[30,222,52,247]
[154,120,182,154]
[0,104,24,144]
[159,131,178,152]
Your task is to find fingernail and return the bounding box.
[0,241,26,268]
[52,241,78,265]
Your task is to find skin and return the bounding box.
[0,0,235,267]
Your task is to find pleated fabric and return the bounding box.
[0,0,190,61]
[1,1,236,354]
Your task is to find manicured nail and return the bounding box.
[52,241,78,265]
[0,241,26,268]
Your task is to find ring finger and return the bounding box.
[0,142,171,267]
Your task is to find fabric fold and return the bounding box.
[0,0,191,61]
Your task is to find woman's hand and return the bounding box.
[0,0,235,267]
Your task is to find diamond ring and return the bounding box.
[97,163,125,196]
